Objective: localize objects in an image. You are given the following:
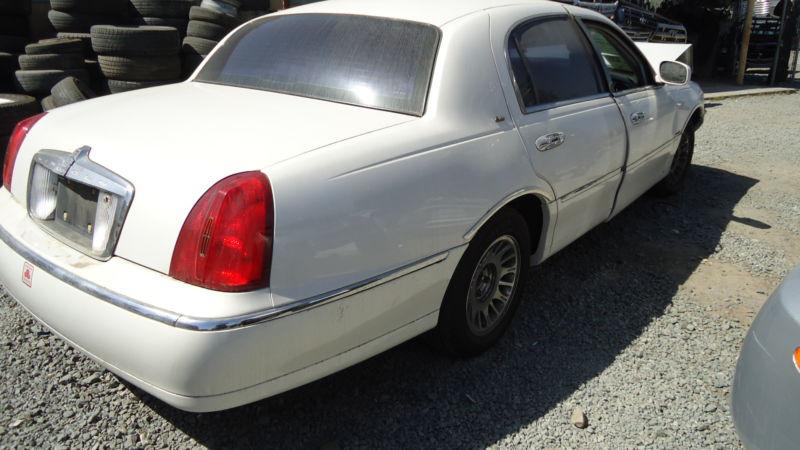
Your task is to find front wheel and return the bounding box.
[434,209,530,356]
[651,130,694,196]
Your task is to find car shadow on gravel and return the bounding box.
[134,165,758,449]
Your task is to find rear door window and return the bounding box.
[196,14,440,116]
[509,17,603,109]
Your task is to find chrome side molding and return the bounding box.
[0,223,449,332]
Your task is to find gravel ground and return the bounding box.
[2,93,800,448]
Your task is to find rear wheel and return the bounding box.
[435,209,530,356]
[652,129,694,196]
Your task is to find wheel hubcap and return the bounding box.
[466,235,521,336]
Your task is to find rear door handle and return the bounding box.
[535,132,566,152]
[630,112,646,125]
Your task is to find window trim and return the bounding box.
[504,14,611,115]
[194,13,443,117]
[576,18,659,97]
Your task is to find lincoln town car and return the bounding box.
[0,0,704,411]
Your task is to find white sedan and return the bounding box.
[0,0,703,411]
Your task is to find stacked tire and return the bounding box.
[0,0,32,92]
[0,94,40,168]
[91,25,181,94]
[182,1,240,75]
[15,38,89,101]
[48,0,129,57]
[129,0,197,38]
[42,76,96,111]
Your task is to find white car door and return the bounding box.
[579,19,681,216]
[498,14,628,254]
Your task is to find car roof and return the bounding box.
[278,0,566,27]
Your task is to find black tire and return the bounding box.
[0,0,31,16]
[55,32,93,57]
[48,10,118,33]
[0,36,28,54]
[50,0,128,16]
[98,55,180,81]
[181,36,217,56]
[14,69,90,95]
[200,0,238,17]
[51,76,95,106]
[651,130,695,197]
[189,6,239,28]
[0,94,40,136]
[129,0,195,19]
[41,95,58,111]
[182,52,204,76]
[130,16,188,34]
[25,38,84,55]
[18,53,85,70]
[187,20,229,41]
[0,15,30,37]
[434,209,531,356]
[90,25,180,56]
[103,78,171,93]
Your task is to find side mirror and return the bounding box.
[659,61,691,85]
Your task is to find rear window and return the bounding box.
[195,13,440,116]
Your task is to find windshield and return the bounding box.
[195,13,440,116]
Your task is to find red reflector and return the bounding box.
[169,172,273,292]
[794,347,800,374]
[3,112,47,189]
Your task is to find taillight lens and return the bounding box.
[3,112,47,189]
[170,171,273,292]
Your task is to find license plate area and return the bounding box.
[49,177,101,250]
[27,147,133,261]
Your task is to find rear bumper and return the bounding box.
[0,189,459,411]
[732,280,800,449]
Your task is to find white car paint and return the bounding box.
[0,0,704,411]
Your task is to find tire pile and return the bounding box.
[15,38,90,102]
[0,0,32,92]
[182,0,241,75]
[129,0,195,38]
[91,25,182,94]
[48,0,129,57]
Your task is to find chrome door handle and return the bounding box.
[535,132,566,152]
[630,112,646,125]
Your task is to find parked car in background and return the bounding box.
[733,266,800,449]
[0,0,704,412]
[554,0,688,42]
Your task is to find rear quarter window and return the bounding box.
[196,13,440,116]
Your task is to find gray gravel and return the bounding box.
[2,93,799,448]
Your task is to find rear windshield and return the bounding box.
[195,13,441,116]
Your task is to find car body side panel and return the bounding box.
[266,13,552,305]
[488,4,628,257]
[733,268,800,449]
[610,83,703,217]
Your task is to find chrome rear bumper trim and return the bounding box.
[0,223,449,331]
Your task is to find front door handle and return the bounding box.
[535,132,566,152]
[630,112,646,125]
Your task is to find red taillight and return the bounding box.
[169,171,273,292]
[3,112,47,189]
